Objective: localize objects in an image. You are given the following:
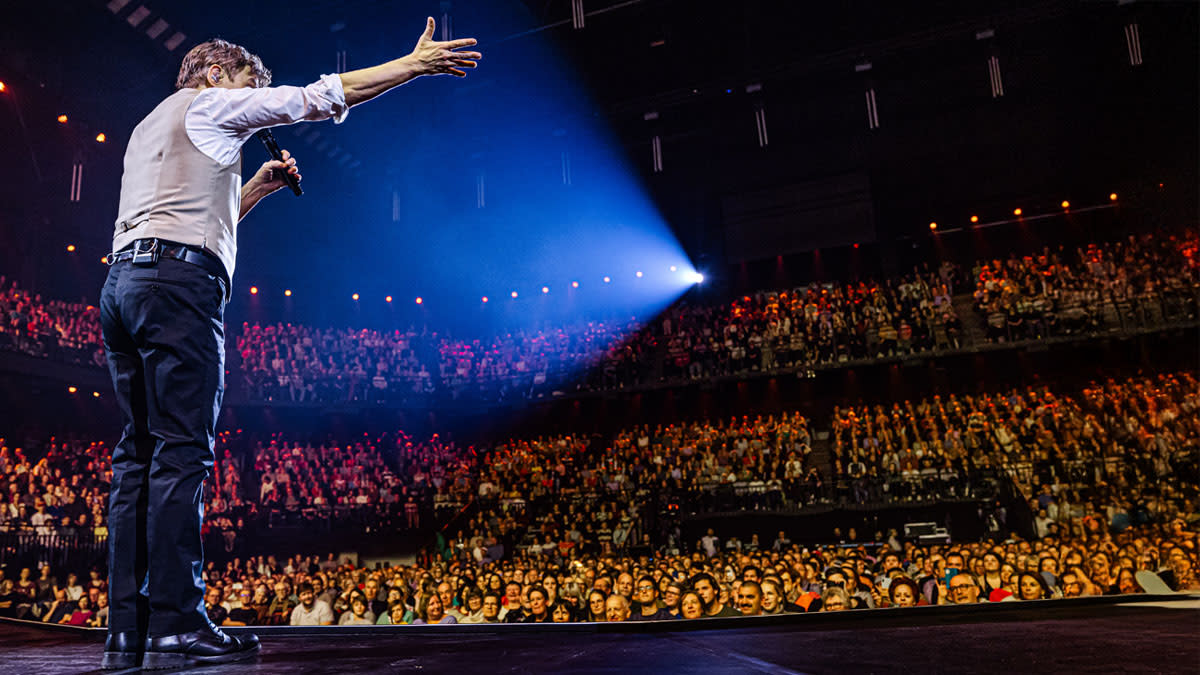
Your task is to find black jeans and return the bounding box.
[99,257,226,637]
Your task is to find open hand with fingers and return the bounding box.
[409,16,481,77]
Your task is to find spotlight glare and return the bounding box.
[603,276,611,283]
[571,281,579,288]
[1013,208,1022,216]
[66,244,76,252]
[68,386,78,394]
[0,81,6,92]
[635,271,643,278]
[541,286,549,294]
[669,265,677,272]
[929,222,938,230]
[95,133,106,143]
[1109,192,1118,201]
[100,256,108,264]
[384,295,392,303]
[57,114,68,124]
[249,286,259,295]
[92,391,100,398]
[352,293,360,301]
[511,291,518,298]
[1061,200,1070,209]
[689,272,705,284]
[284,289,292,297]
[970,215,979,223]
[481,296,489,303]
[415,297,423,304]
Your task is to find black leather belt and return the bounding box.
[108,239,230,296]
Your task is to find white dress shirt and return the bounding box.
[184,73,349,166]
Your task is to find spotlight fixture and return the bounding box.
[669,265,677,272]
[541,287,549,294]
[352,293,360,301]
[92,391,100,398]
[284,289,292,297]
[68,386,78,394]
[385,295,392,303]
[1061,200,1070,209]
[415,297,423,304]
[57,114,68,123]
[1109,193,1118,201]
[1013,208,1022,216]
[691,272,705,284]
[66,244,76,252]
[481,296,489,303]
[250,286,259,295]
[635,271,643,278]
[929,222,938,231]
[970,215,979,223]
[571,281,579,288]
[603,276,611,283]
[511,291,518,298]
[95,133,106,143]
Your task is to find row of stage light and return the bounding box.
[242,267,707,303]
[927,193,1120,231]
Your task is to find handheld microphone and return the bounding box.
[255,129,303,196]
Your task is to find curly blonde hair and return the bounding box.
[175,39,272,89]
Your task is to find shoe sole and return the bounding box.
[141,643,261,670]
[100,652,141,670]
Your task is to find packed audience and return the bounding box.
[4,514,1195,626]
[972,233,1199,342]
[2,233,1195,404]
[235,233,1195,403]
[0,276,104,367]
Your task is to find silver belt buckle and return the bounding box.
[132,239,159,266]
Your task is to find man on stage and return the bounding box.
[98,18,480,669]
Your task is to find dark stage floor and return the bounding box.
[2,595,1197,674]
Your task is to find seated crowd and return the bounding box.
[973,233,1199,342]
[1,234,1195,404]
[0,275,104,367]
[4,512,1195,627]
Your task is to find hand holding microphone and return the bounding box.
[255,129,303,196]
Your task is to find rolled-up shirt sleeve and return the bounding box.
[185,74,349,165]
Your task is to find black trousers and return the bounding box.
[99,257,227,637]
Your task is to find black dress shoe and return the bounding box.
[142,627,260,670]
[101,630,145,670]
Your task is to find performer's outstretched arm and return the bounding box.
[339,17,481,107]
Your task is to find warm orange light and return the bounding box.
[95,133,106,143]
[0,81,6,92]
[68,386,78,394]
[249,286,259,295]
[415,297,423,304]
[1013,208,1022,216]
[1061,200,1070,209]
[101,256,108,264]
[57,114,68,124]
[928,222,938,230]
[970,215,979,223]
[352,293,360,301]
[66,244,76,252]
[92,391,100,398]
[284,289,292,297]
[1109,192,1118,201]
